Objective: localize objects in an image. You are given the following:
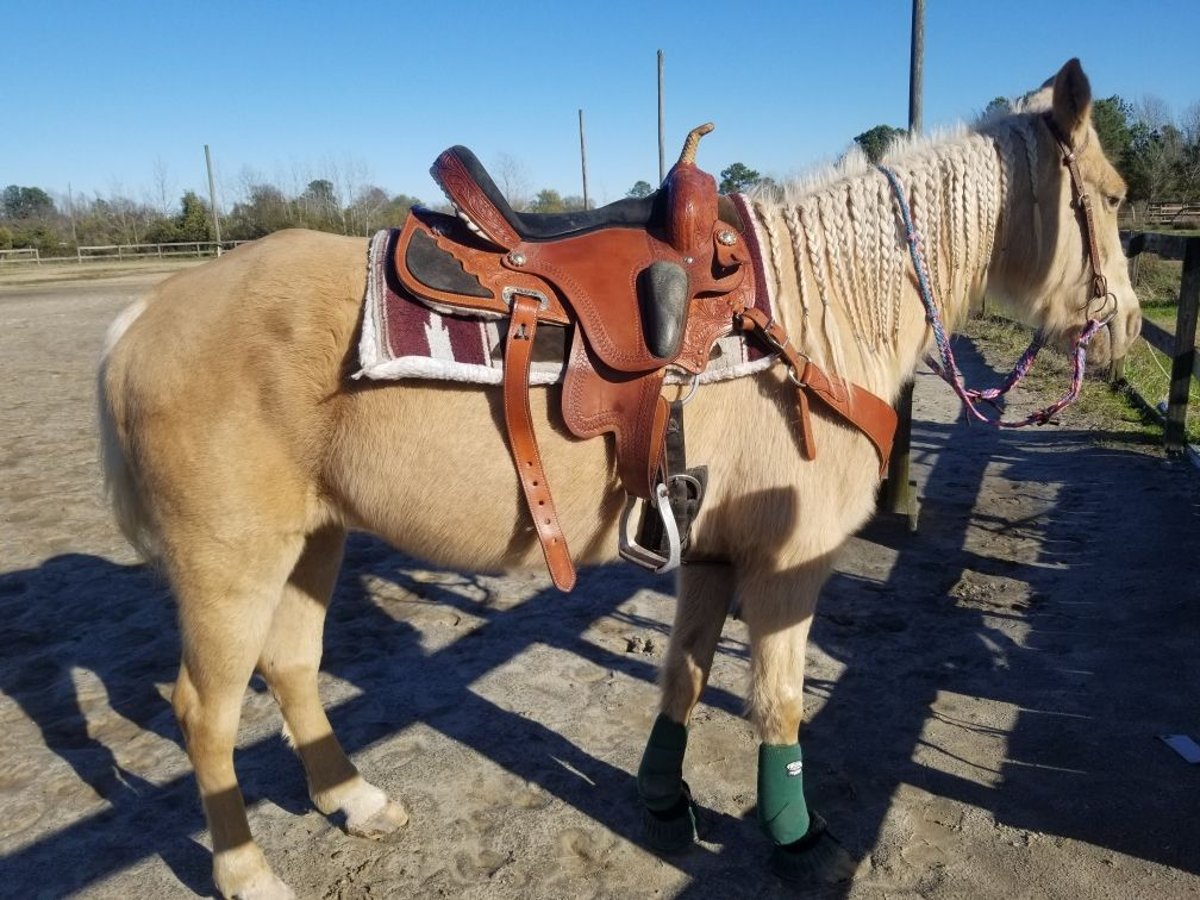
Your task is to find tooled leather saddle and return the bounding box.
[392,125,896,591]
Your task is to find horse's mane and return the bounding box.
[745,111,1043,382]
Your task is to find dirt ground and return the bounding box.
[1,264,1198,899]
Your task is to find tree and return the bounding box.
[1127,121,1185,201]
[492,153,530,211]
[626,180,655,198]
[1092,96,1133,167]
[718,162,762,194]
[227,183,292,239]
[1,185,55,220]
[147,191,212,243]
[529,189,567,213]
[853,125,906,164]
[177,191,213,241]
[983,97,1012,118]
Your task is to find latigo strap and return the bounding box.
[502,293,577,591]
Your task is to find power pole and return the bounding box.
[884,0,924,529]
[204,144,223,256]
[909,0,925,133]
[657,50,666,183]
[579,109,590,210]
[66,183,79,262]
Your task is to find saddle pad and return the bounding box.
[356,219,777,387]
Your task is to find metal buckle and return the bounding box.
[502,286,550,310]
[618,483,682,574]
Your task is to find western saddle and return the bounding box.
[393,125,897,590]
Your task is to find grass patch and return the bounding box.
[1135,254,1183,306]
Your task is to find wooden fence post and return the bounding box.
[1165,236,1199,453]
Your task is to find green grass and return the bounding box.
[961,313,1194,446]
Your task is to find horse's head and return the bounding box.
[988,59,1141,368]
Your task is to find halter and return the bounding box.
[877,115,1117,428]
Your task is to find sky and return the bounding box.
[3,0,1198,212]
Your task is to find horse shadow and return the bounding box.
[0,535,755,896]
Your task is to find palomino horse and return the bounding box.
[99,59,1138,897]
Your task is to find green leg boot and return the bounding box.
[757,743,854,883]
[637,714,697,851]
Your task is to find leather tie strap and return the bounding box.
[503,294,577,591]
[739,307,897,474]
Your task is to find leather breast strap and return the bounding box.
[503,294,576,591]
[739,307,897,475]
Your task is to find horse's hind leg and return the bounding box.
[256,525,408,838]
[637,563,734,848]
[170,532,308,900]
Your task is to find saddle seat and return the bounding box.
[433,144,661,244]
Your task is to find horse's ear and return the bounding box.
[1050,58,1092,145]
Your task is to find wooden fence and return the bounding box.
[1122,201,1200,228]
[73,240,248,261]
[0,248,41,264]
[1121,231,1200,454]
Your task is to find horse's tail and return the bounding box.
[97,299,161,563]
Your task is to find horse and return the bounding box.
[98,58,1139,897]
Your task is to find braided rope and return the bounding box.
[877,164,1100,428]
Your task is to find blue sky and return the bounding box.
[3,1,1197,210]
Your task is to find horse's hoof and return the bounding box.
[230,873,296,900]
[640,781,698,853]
[769,813,858,884]
[346,799,410,840]
[214,845,296,900]
[230,883,296,900]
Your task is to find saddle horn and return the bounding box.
[677,123,715,166]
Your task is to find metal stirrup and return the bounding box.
[618,483,682,574]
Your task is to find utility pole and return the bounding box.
[579,109,590,210]
[884,0,924,529]
[657,50,666,183]
[67,183,79,262]
[909,0,925,133]
[204,144,223,256]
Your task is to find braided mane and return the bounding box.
[745,113,1041,392]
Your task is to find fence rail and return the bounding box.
[0,248,41,264]
[72,240,248,261]
[1122,201,1200,228]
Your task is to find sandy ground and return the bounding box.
[1,264,1198,899]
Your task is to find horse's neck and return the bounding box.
[752,131,1006,401]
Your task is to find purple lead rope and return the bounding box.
[877,165,1101,428]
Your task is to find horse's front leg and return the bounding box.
[740,564,856,882]
[637,563,734,849]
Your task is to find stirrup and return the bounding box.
[619,482,682,574]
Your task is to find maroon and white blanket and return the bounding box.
[356,214,778,386]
